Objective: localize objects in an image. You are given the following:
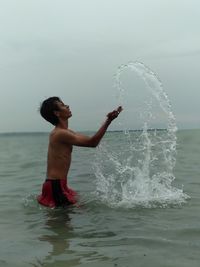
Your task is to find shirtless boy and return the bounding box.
[37,96,122,208]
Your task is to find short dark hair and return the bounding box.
[40,96,62,126]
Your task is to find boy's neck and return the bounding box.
[57,120,68,129]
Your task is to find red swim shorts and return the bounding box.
[37,179,77,208]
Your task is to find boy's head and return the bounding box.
[40,96,62,126]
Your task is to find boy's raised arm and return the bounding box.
[59,106,123,147]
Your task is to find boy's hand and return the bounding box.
[107,106,123,122]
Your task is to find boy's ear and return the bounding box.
[54,110,60,117]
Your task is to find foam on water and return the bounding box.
[94,61,189,208]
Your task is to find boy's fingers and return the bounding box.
[117,106,123,113]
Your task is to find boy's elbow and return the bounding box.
[90,142,98,148]
[89,138,99,147]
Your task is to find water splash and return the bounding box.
[94,61,189,208]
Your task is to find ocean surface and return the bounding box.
[0,129,200,267]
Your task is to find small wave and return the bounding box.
[22,194,41,209]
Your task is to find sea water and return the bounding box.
[0,130,200,267]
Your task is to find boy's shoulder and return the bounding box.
[50,128,76,142]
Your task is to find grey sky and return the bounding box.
[0,0,200,132]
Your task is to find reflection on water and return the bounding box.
[28,207,81,267]
[25,206,80,267]
[40,210,72,258]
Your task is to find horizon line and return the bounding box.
[0,127,199,135]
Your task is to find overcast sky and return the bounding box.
[0,0,200,132]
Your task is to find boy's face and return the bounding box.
[55,101,72,119]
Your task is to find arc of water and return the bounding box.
[115,61,177,171]
[94,61,189,208]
